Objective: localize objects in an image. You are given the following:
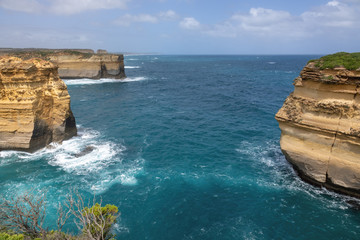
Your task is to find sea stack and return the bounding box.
[276,52,360,197]
[0,56,77,152]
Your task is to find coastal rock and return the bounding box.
[0,56,77,152]
[0,49,126,79]
[49,53,126,79]
[276,60,360,197]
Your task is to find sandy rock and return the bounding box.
[0,56,77,152]
[276,63,360,197]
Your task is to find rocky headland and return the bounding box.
[0,56,77,152]
[276,52,360,197]
[0,48,126,79]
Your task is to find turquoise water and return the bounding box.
[1,55,360,239]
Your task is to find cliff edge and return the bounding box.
[0,56,77,152]
[276,52,360,197]
[0,49,126,79]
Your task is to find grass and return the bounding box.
[2,49,94,60]
[308,52,360,70]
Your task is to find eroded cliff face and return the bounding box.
[276,62,360,197]
[0,57,77,152]
[0,49,126,79]
[49,54,126,79]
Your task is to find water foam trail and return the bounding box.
[236,140,360,209]
[64,77,147,85]
[125,66,140,69]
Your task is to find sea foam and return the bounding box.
[64,77,147,85]
[125,66,140,69]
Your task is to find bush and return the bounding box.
[308,52,360,70]
[0,232,24,240]
[81,204,119,240]
[0,191,120,240]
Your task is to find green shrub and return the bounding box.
[81,204,119,240]
[308,52,360,70]
[0,232,24,240]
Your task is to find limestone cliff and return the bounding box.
[276,52,360,197]
[0,56,77,152]
[0,49,126,79]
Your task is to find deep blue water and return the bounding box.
[1,55,360,239]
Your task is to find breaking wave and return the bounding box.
[125,66,140,69]
[64,77,147,85]
[0,127,145,194]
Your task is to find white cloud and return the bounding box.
[0,0,129,14]
[114,13,158,27]
[194,0,360,39]
[179,17,201,30]
[158,10,178,20]
[0,0,42,13]
[113,10,178,27]
[327,1,340,7]
[231,8,294,33]
[301,0,359,28]
[49,0,129,15]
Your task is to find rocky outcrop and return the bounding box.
[0,56,77,152]
[49,53,125,79]
[276,60,360,197]
[0,49,126,79]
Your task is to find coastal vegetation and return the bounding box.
[308,52,360,70]
[1,49,94,60]
[0,190,119,240]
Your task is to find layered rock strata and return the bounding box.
[0,57,77,152]
[49,54,125,79]
[276,62,360,197]
[0,49,126,79]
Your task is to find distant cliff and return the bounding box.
[0,48,126,79]
[276,52,360,197]
[0,56,77,152]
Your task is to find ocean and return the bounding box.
[1,55,360,239]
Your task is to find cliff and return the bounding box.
[275,52,360,197]
[0,49,126,79]
[0,56,77,152]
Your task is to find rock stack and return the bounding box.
[0,56,77,152]
[276,55,360,197]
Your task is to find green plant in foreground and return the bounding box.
[0,190,120,240]
[81,204,119,240]
[0,232,24,240]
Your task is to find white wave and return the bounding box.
[121,77,147,82]
[0,127,146,194]
[236,140,359,209]
[90,157,145,193]
[125,66,140,69]
[267,62,276,64]
[64,78,122,85]
[64,77,147,85]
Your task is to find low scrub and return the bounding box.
[308,52,360,70]
[0,190,119,240]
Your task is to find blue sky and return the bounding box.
[0,0,359,54]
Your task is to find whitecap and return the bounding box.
[64,78,122,85]
[125,66,140,69]
[121,77,147,82]
[267,62,276,64]
[64,77,147,85]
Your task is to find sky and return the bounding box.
[0,0,359,54]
